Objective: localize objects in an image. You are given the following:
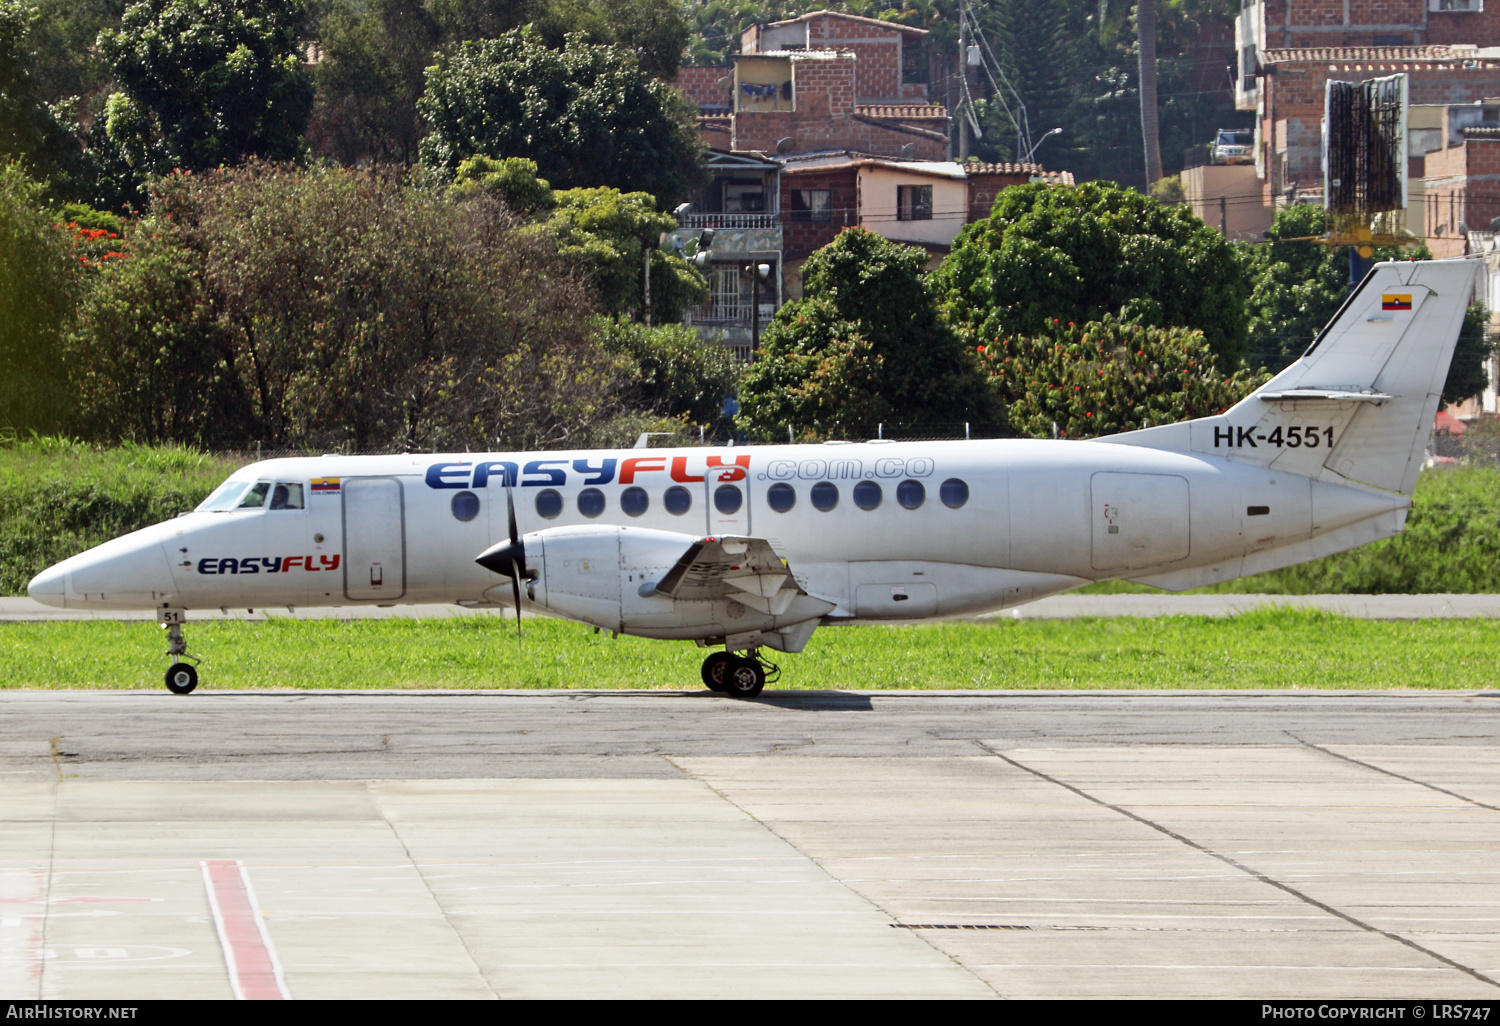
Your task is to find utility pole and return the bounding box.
[1219,195,1227,236]
[957,5,968,162]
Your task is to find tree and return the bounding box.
[0,163,76,433]
[0,1,88,200]
[99,0,314,176]
[979,315,1267,439]
[739,228,996,440]
[593,317,739,428]
[539,186,707,323]
[418,29,704,202]
[308,0,440,167]
[537,0,690,80]
[932,180,1248,367]
[70,164,636,450]
[451,156,708,321]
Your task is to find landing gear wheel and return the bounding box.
[722,656,766,699]
[164,662,198,695]
[701,651,732,692]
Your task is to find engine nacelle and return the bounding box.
[517,525,828,644]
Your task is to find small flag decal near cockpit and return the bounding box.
[1382,294,1412,311]
[311,477,341,493]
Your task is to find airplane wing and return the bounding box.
[653,536,809,616]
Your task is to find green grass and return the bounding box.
[0,435,246,595]
[2,607,1495,691]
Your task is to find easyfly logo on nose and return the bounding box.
[196,555,341,574]
[424,455,751,489]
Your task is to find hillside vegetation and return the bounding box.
[0,436,244,595]
[2,438,1496,596]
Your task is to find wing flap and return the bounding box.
[655,536,804,614]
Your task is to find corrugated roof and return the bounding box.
[1262,45,1467,63]
[963,162,1044,175]
[855,104,949,119]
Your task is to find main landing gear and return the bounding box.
[701,649,779,699]
[159,607,200,694]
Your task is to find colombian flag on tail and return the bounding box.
[1382,294,1412,311]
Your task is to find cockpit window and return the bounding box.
[269,482,304,510]
[198,479,253,511]
[236,482,271,509]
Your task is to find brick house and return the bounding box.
[674,11,950,162]
[668,12,1073,354]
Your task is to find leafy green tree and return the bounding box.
[1240,204,1348,370]
[1447,302,1493,406]
[594,317,738,427]
[309,0,440,167]
[0,2,89,199]
[537,0,689,80]
[70,164,634,450]
[99,0,314,175]
[980,315,1267,439]
[450,154,555,215]
[0,164,76,433]
[418,28,703,201]
[740,228,996,440]
[933,180,1248,366]
[539,186,707,323]
[450,157,706,323]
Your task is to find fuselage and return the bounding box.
[27,437,1407,636]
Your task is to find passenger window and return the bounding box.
[767,483,796,513]
[664,485,692,516]
[578,488,606,518]
[810,481,838,511]
[535,489,563,519]
[897,480,925,510]
[269,482,304,510]
[620,486,649,517]
[940,478,970,509]
[236,483,270,509]
[853,480,882,511]
[714,484,743,515]
[451,490,480,522]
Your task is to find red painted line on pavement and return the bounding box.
[201,859,289,1000]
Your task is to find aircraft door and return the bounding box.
[343,477,407,600]
[1090,472,1190,571]
[705,455,752,536]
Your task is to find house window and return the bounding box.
[897,184,932,221]
[790,189,831,222]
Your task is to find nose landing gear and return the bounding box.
[700,649,779,699]
[159,607,200,694]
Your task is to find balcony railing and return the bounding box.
[679,212,779,230]
[687,301,777,324]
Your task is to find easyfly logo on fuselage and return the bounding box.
[424,455,751,490]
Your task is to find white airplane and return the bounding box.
[27,258,1478,697]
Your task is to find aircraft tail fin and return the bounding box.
[1106,258,1479,496]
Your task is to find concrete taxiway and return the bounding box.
[1,690,1499,999]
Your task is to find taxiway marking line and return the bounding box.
[201,860,289,1000]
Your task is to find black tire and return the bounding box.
[164,663,198,695]
[723,656,765,699]
[701,651,732,692]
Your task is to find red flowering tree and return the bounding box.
[978,315,1268,440]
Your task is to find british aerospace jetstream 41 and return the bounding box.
[28,259,1479,697]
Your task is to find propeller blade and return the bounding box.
[507,482,519,545]
[510,558,523,637]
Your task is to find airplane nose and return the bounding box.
[27,527,179,610]
[27,563,67,608]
